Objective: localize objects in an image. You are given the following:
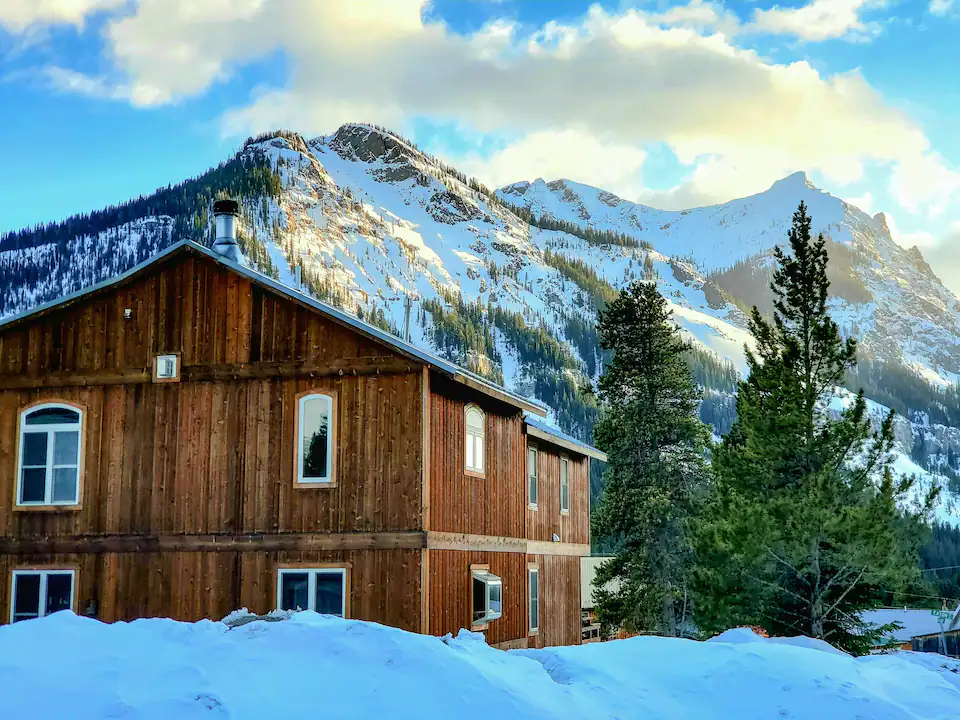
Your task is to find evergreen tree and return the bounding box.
[591,281,712,637]
[694,202,937,654]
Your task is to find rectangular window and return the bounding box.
[277,568,347,617]
[529,567,539,633]
[471,570,503,625]
[297,393,335,484]
[10,570,75,623]
[527,446,538,507]
[560,457,569,514]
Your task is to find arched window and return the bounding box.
[17,403,83,506]
[464,405,485,474]
[297,392,336,484]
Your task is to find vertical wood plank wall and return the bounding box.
[427,376,525,538]
[0,549,422,630]
[0,250,426,629]
[524,445,590,545]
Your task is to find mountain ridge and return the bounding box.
[1,123,958,520]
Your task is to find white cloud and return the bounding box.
[25,0,960,218]
[845,192,874,215]
[929,0,955,16]
[0,0,125,33]
[453,130,648,202]
[749,0,885,42]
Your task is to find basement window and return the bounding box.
[464,405,485,475]
[277,568,348,617]
[16,403,83,507]
[472,570,503,625]
[297,392,336,485]
[10,569,75,623]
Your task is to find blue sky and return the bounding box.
[1,0,958,281]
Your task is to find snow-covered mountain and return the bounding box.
[499,174,960,388]
[1,124,958,521]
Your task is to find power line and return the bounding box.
[919,564,960,573]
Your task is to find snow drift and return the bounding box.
[2,612,959,719]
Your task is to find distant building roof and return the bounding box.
[524,414,607,461]
[0,240,548,417]
[860,606,960,643]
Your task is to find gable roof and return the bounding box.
[860,606,960,643]
[524,414,607,461]
[0,240,547,416]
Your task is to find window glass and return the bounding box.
[488,580,502,617]
[20,469,46,504]
[315,573,344,616]
[280,572,310,611]
[53,431,79,465]
[560,459,569,512]
[22,433,47,466]
[472,576,486,622]
[529,569,539,631]
[300,395,332,481]
[12,574,41,623]
[24,407,79,425]
[45,574,73,615]
[465,406,485,473]
[527,447,537,505]
[52,468,79,503]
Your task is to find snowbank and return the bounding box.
[2,612,959,719]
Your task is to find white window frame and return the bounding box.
[276,568,348,617]
[9,569,75,623]
[296,392,335,485]
[16,403,83,507]
[528,566,540,634]
[527,445,538,509]
[464,404,486,475]
[471,569,503,625]
[560,456,570,515]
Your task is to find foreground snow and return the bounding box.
[2,613,959,719]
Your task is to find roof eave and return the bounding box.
[525,424,607,461]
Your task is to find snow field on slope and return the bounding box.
[2,612,959,720]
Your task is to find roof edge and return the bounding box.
[525,421,606,462]
[0,239,548,417]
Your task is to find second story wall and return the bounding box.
[427,375,525,538]
[524,441,590,546]
[0,251,426,539]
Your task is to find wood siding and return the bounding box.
[528,554,582,648]
[0,549,421,630]
[525,443,590,545]
[425,549,527,646]
[0,253,425,539]
[428,377,525,538]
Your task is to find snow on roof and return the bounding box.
[524,414,606,461]
[860,606,960,643]
[0,240,548,417]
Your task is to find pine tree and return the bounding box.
[694,202,937,653]
[591,281,712,637]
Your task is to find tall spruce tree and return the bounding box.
[694,202,936,653]
[591,281,711,637]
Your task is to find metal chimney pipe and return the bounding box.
[212,198,241,263]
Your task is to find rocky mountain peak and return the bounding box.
[327,123,423,167]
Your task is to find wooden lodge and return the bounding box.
[0,235,605,649]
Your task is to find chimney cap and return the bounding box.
[214,198,239,215]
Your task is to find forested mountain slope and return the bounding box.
[1,125,957,520]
